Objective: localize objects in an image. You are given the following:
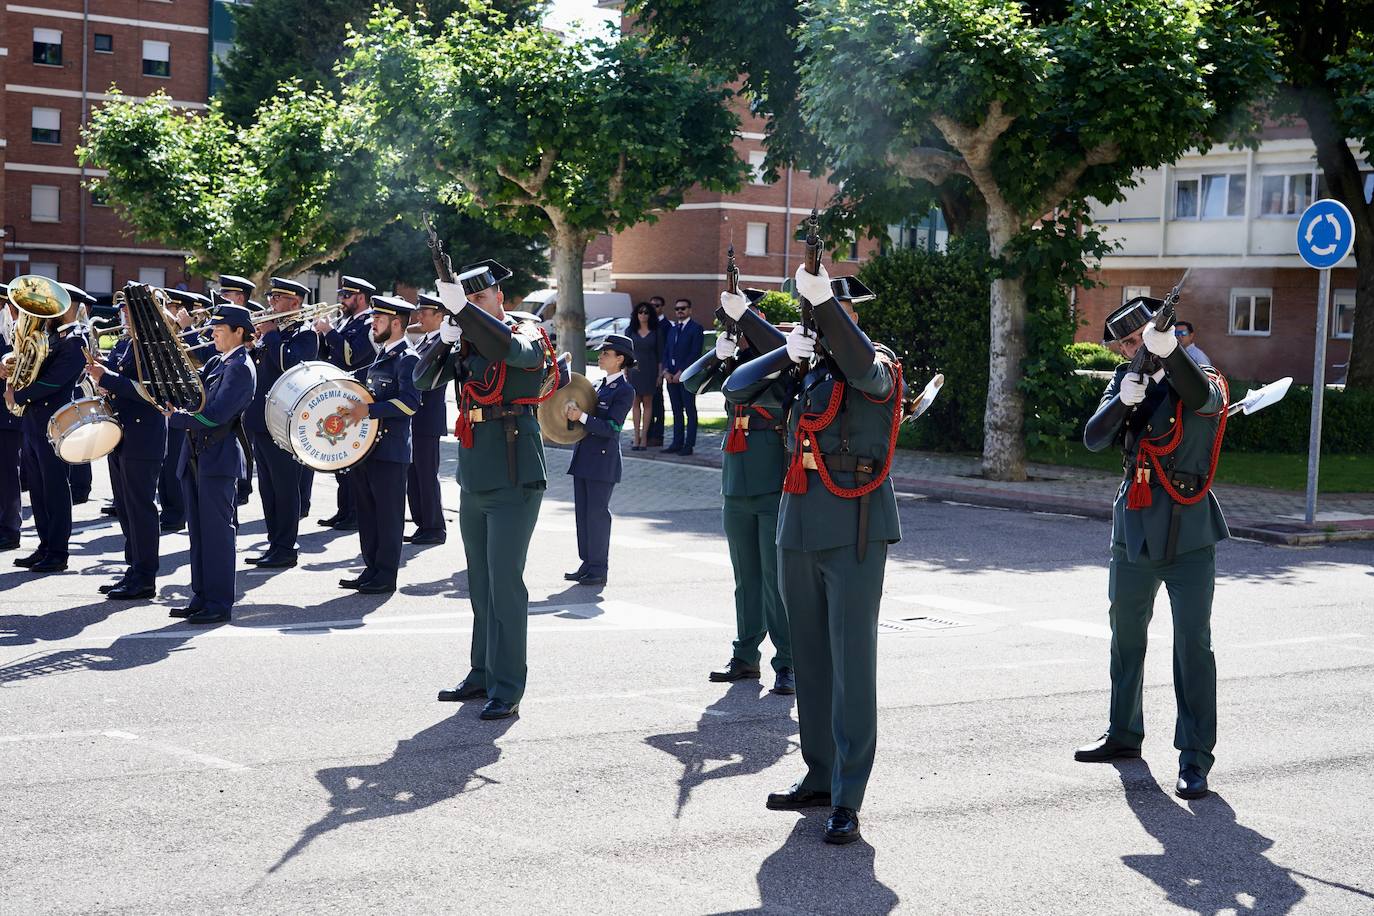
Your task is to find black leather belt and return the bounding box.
[468,403,537,423]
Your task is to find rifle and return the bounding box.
[1126,269,1189,382]
[414,210,459,390]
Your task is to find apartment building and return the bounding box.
[1080,126,1367,383]
[2,0,213,297]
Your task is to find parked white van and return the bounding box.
[519,288,633,341]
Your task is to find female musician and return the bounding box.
[563,335,635,587]
[165,305,256,624]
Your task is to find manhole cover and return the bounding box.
[878,615,969,633]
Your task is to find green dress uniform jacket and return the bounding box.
[1085,355,1229,776]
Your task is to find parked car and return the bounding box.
[585,316,630,354]
[519,288,633,340]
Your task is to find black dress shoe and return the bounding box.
[437,680,487,702]
[169,606,201,619]
[254,553,298,569]
[578,576,607,587]
[1175,766,1209,800]
[30,557,68,573]
[0,538,20,552]
[661,445,682,453]
[160,521,185,533]
[771,667,796,695]
[107,585,156,601]
[13,551,46,568]
[709,658,762,683]
[338,576,373,589]
[318,515,343,528]
[563,569,588,581]
[1073,733,1142,763]
[100,505,119,517]
[184,609,231,625]
[98,579,127,594]
[333,518,359,531]
[479,699,519,720]
[679,447,694,456]
[409,533,446,545]
[824,807,861,845]
[766,785,832,811]
[72,494,90,505]
[357,581,395,595]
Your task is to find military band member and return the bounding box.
[337,296,420,595]
[245,277,318,569]
[166,305,257,624]
[683,288,794,695]
[59,284,96,505]
[4,293,87,573]
[405,293,448,545]
[724,265,905,846]
[316,276,377,531]
[1074,296,1229,801]
[423,259,557,721]
[563,334,636,587]
[86,297,170,600]
[0,287,21,552]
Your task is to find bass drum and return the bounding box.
[47,397,123,464]
[265,360,377,471]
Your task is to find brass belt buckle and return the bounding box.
[801,452,818,471]
[469,408,484,423]
[734,416,750,430]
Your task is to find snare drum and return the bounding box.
[265,361,377,471]
[47,397,123,464]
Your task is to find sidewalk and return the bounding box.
[636,429,1374,546]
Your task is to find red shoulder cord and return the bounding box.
[1126,368,1229,510]
[453,326,558,448]
[724,404,776,453]
[782,358,904,497]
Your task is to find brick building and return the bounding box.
[2,0,213,296]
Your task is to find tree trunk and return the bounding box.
[938,182,986,238]
[551,232,590,376]
[980,212,1028,482]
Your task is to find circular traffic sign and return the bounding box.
[1296,198,1355,269]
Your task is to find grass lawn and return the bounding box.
[1027,446,1374,494]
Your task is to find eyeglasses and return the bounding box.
[1174,329,1188,337]
[674,307,688,312]
[636,309,650,314]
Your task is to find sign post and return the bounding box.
[1295,199,1355,525]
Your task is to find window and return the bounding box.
[1122,286,1151,304]
[90,186,111,207]
[31,263,60,281]
[1175,173,1245,219]
[85,266,114,297]
[31,108,61,145]
[33,28,62,66]
[1332,290,1356,339]
[748,151,767,186]
[94,33,113,53]
[31,185,60,223]
[846,232,860,261]
[1229,288,1272,336]
[1260,172,1313,216]
[142,40,171,78]
[745,222,768,256]
[139,267,167,288]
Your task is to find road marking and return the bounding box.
[941,501,1009,511]
[942,657,1087,672]
[1033,511,1088,520]
[1231,633,1366,650]
[102,730,250,771]
[890,594,1015,615]
[1027,619,1114,640]
[680,551,733,568]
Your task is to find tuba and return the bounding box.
[3,275,70,417]
[115,282,206,413]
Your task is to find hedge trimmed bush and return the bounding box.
[1068,341,1125,370]
[1218,380,1374,454]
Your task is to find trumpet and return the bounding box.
[250,301,342,330]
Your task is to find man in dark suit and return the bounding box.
[661,298,704,455]
[647,295,667,447]
[564,335,636,587]
[0,286,22,552]
[166,305,257,624]
[316,276,377,531]
[405,293,448,544]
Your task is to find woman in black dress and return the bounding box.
[625,302,660,450]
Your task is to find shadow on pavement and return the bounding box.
[268,710,514,874]
[1114,760,1307,914]
[643,680,797,818]
[710,814,898,915]
[0,618,200,684]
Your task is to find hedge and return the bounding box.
[1218,380,1374,455]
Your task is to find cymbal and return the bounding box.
[538,372,597,444]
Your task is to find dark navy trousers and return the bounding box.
[350,459,406,586]
[405,435,445,535]
[300,466,314,517]
[70,461,92,500]
[159,454,185,526]
[111,453,162,587]
[335,468,356,521]
[0,429,21,542]
[573,476,614,578]
[182,470,238,615]
[253,437,303,554]
[22,431,72,560]
[666,382,697,449]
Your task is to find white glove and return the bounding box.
[719,289,749,321]
[438,320,463,345]
[1142,323,1177,358]
[435,279,468,316]
[1119,373,1149,406]
[786,325,817,364]
[794,262,833,306]
[715,332,738,360]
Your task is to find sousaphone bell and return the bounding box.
[538,372,597,444]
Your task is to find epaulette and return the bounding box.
[875,342,898,364]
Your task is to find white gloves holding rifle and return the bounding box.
[438,318,463,345]
[1119,373,1149,406]
[435,280,468,317]
[719,290,749,321]
[794,262,833,305]
[786,325,817,364]
[1142,323,1178,358]
[715,332,738,360]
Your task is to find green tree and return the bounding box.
[78,84,401,290]
[1261,2,1374,389]
[798,0,1274,480]
[342,3,747,371]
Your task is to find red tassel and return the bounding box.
[1126,467,1152,510]
[454,412,474,449]
[783,435,808,494]
[724,418,747,453]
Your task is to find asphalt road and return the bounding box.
[2,449,1373,915]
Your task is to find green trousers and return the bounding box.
[779,541,887,811]
[723,493,792,672]
[458,483,544,704]
[1107,543,1217,775]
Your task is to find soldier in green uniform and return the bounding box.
[682,288,794,695]
[724,264,906,846]
[417,259,557,721]
[1074,296,1229,800]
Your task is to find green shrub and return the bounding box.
[1068,341,1124,370]
[1219,379,1374,455]
[756,290,800,324]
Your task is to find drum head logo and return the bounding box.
[317,409,352,446]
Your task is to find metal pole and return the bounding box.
[1304,268,1331,525]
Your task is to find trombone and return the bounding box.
[250,301,342,329]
